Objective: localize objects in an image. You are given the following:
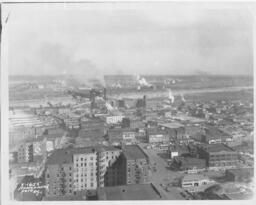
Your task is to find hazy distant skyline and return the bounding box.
[5,2,255,76]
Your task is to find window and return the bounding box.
[81,163,83,166]
[69,173,72,177]
[90,157,93,160]
[69,190,72,193]
[47,174,50,178]
[57,174,59,177]
[81,158,83,161]
[69,167,72,170]
[91,183,94,187]
[84,163,87,166]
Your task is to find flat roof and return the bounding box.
[147,128,168,135]
[81,116,104,123]
[182,174,209,182]
[97,184,163,200]
[179,157,206,165]
[226,168,254,176]
[47,146,120,165]
[159,122,184,129]
[202,144,235,153]
[123,145,148,160]
[205,126,231,139]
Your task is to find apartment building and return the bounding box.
[17,142,34,163]
[45,146,121,198]
[120,145,149,185]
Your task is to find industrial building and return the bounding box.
[198,144,239,170]
[181,174,213,191]
[225,168,254,182]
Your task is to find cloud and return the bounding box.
[7,3,254,76]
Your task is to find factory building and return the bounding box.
[198,144,239,170]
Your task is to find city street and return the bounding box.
[140,145,185,199]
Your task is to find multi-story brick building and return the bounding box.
[119,145,149,185]
[17,142,33,163]
[45,146,121,198]
[80,116,105,138]
[159,122,185,140]
[146,128,169,143]
[107,128,136,145]
[198,144,239,170]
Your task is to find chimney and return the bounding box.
[143,95,146,108]
[103,88,107,101]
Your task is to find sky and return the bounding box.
[4,2,255,76]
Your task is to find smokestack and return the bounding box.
[143,95,146,108]
[181,94,186,103]
[90,91,96,115]
[103,88,107,101]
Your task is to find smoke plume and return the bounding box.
[168,89,175,104]
[135,74,152,89]
[38,42,105,86]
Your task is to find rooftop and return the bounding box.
[226,168,254,176]
[201,144,235,153]
[179,157,206,166]
[159,122,184,129]
[46,146,120,165]
[44,127,66,135]
[182,174,209,182]
[97,183,164,200]
[147,128,168,135]
[81,116,104,123]
[204,126,231,139]
[123,145,148,160]
[169,144,189,153]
